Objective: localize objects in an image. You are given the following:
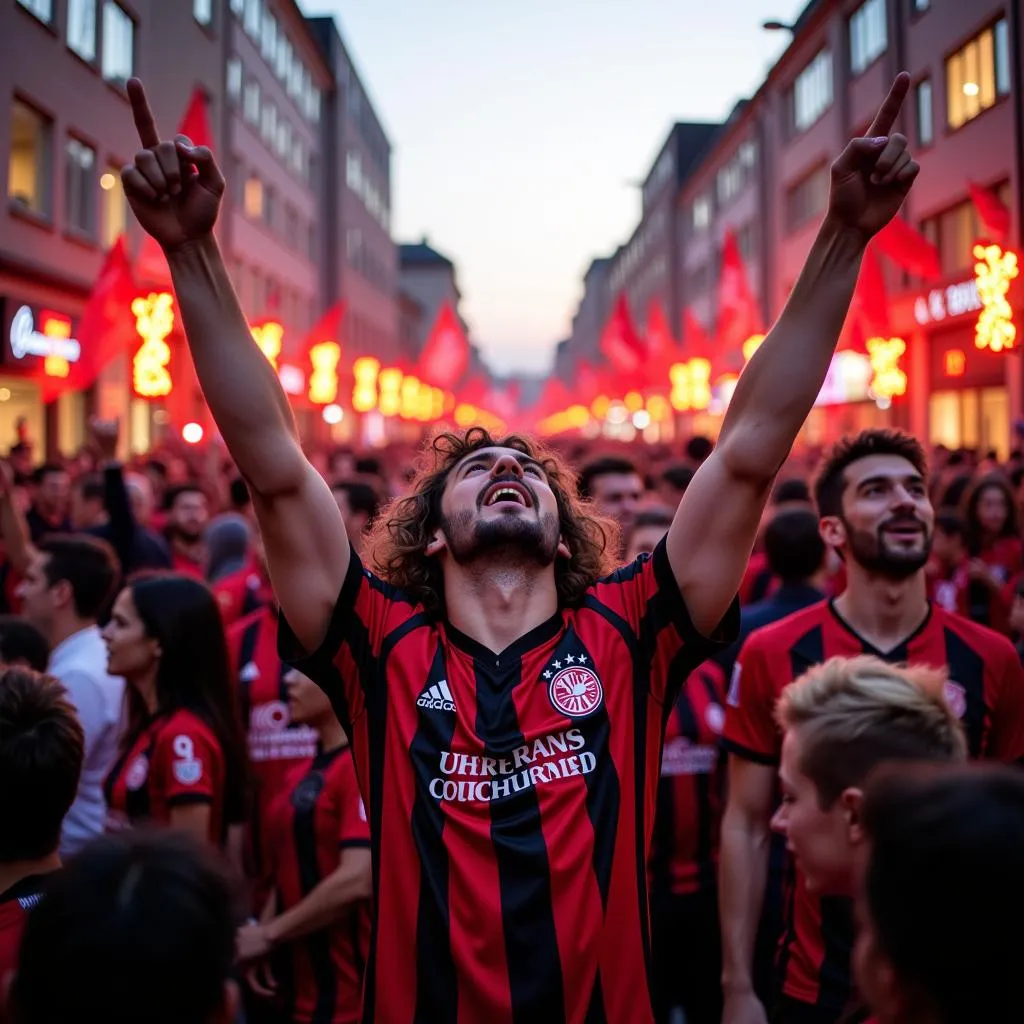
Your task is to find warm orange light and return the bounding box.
[39,311,72,379]
[624,391,644,413]
[182,422,204,444]
[377,367,403,417]
[646,394,671,421]
[591,395,611,419]
[867,336,907,401]
[308,341,341,404]
[742,333,766,362]
[944,349,966,377]
[430,387,445,421]
[455,403,505,431]
[400,375,421,419]
[352,356,381,413]
[974,243,1019,352]
[669,359,712,412]
[132,292,175,398]
[251,321,284,368]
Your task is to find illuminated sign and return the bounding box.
[669,359,711,412]
[944,349,966,377]
[251,321,284,367]
[742,333,766,362]
[352,356,380,413]
[913,280,983,325]
[377,367,403,417]
[974,243,1019,352]
[308,341,341,404]
[867,337,907,401]
[132,292,174,398]
[9,306,81,374]
[278,364,305,396]
[815,350,872,406]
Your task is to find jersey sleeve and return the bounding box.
[335,755,371,850]
[586,537,740,705]
[983,638,1024,763]
[277,550,423,730]
[721,630,784,765]
[154,718,222,807]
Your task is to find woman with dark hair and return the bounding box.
[960,473,1022,629]
[101,573,247,848]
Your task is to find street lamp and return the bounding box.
[762,19,794,31]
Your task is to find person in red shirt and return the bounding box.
[924,512,969,616]
[102,574,247,849]
[0,668,83,1013]
[854,765,1024,1024]
[121,72,920,1022]
[163,484,209,579]
[236,668,371,1024]
[962,474,1022,631]
[720,429,1024,1024]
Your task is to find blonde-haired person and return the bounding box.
[771,655,966,903]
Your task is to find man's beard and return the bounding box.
[440,509,561,567]
[844,518,932,580]
[168,524,203,544]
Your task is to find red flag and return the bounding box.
[456,374,490,409]
[303,302,345,353]
[575,360,601,405]
[968,180,1011,242]
[716,229,760,351]
[533,377,574,421]
[599,293,645,375]
[645,299,682,387]
[839,242,889,352]
[417,301,470,389]
[874,216,941,279]
[682,307,712,360]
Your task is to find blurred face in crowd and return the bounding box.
[15,552,61,637]
[333,488,370,541]
[624,522,670,563]
[976,484,1010,536]
[588,472,645,532]
[102,588,160,682]
[1011,587,1024,636]
[285,669,334,728]
[70,482,105,531]
[433,447,566,568]
[36,469,70,519]
[772,727,861,897]
[169,490,209,543]
[931,527,965,569]
[822,455,933,580]
[125,474,155,527]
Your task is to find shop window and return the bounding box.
[100,165,126,248]
[946,19,1010,131]
[65,136,96,236]
[8,100,52,219]
[101,2,135,86]
[68,0,97,62]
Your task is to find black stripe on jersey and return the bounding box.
[817,898,855,1012]
[290,764,338,1024]
[676,677,714,894]
[944,627,986,757]
[585,973,608,1024]
[695,668,723,893]
[410,644,459,1024]
[238,616,261,727]
[476,655,566,1022]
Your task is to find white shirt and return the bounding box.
[49,625,125,856]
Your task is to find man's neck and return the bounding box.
[0,852,61,897]
[171,536,202,561]
[833,567,929,651]
[50,616,95,651]
[443,561,559,655]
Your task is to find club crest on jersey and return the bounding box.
[943,680,967,719]
[546,657,604,718]
[171,735,203,786]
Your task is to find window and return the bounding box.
[8,101,51,217]
[264,186,275,228]
[230,0,244,14]
[100,165,126,247]
[912,0,929,12]
[850,0,887,75]
[68,0,97,62]
[692,195,712,232]
[17,0,52,24]
[915,78,933,146]
[261,13,277,60]
[101,3,134,85]
[284,205,298,249]
[65,137,96,235]
[244,176,263,219]
[261,102,276,145]
[244,81,260,125]
[946,19,1010,130]
[717,140,757,205]
[194,0,211,25]
[227,58,242,102]
[920,184,1013,274]
[244,0,261,40]
[737,221,759,264]
[786,164,830,232]
[792,50,833,132]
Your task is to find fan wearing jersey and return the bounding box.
[102,574,247,849]
[120,72,920,1023]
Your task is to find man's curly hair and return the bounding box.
[366,428,619,617]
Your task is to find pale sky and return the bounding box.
[302,0,808,374]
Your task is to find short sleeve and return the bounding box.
[154,720,221,806]
[587,537,740,705]
[278,551,424,727]
[721,632,784,765]
[984,639,1024,763]
[335,754,370,850]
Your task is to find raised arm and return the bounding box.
[669,74,918,636]
[121,79,347,651]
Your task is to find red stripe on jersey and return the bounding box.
[723,598,1024,1013]
[0,874,49,1006]
[278,540,739,1023]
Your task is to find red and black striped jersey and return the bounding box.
[214,565,271,627]
[264,744,370,1024]
[104,708,227,845]
[648,660,726,899]
[0,874,49,1010]
[279,539,738,1024]
[723,599,1024,1013]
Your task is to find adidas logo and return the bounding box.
[417,679,457,712]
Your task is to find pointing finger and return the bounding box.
[866,72,911,138]
[127,78,160,149]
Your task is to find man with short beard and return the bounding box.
[719,428,1024,1024]
[162,484,209,578]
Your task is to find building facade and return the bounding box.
[398,237,463,351]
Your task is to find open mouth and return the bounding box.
[482,481,532,508]
[884,524,924,540]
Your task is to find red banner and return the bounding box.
[599,293,645,375]
[716,228,760,351]
[874,216,941,279]
[968,180,1011,242]
[417,300,470,389]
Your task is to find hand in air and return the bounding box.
[827,72,920,239]
[120,78,225,252]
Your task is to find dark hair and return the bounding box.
[145,458,168,479]
[771,478,811,506]
[578,456,641,499]
[123,574,247,827]
[0,616,50,672]
[163,483,206,512]
[861,764,1024,1024]
[11,829,238,1024]
[661,463,695,495]
[764,509,826,584]
[623,507,675,552]
[366,428,617,617]
[332,478,382,523]
[31,463,67,487]
[934,510,967,542]
[39,535,120,621]
[354,456,383,477]
[962,473,1020,554]
[813,429,928,518]
[0,668,83,861]
[228,476,250,509]
[75,472,105,503]
[685,436,714,464]
[938,473,972,511]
